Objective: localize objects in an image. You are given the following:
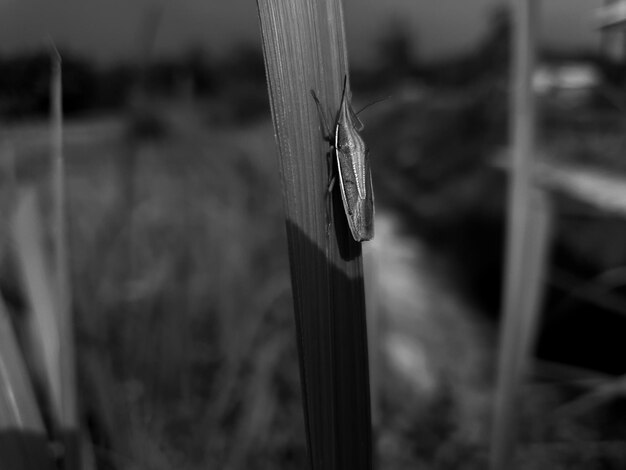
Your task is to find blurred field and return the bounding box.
[0,87,503,467]
[3,19,626,465]
[1,106,310,469]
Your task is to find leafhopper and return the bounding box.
[311,76,374,242]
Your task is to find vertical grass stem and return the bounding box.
[490,2,551,468]
[50,43,79,470]
[256,1,373,469]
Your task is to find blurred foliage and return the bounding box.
[2,119,306,469]
[2,6,626,469]
[1,5,622,121]
[0,51,98,118]
[0,44,266,122]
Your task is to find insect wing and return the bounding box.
[335,149,374,242]
[335,95,374,242]
[311,76,375,242]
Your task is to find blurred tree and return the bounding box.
[475,4,511,78]
[0,51,98,119]
[379,20,413,70]
[420,4,511,86]
[180,47,216,96]
[0,52,50,118]
[96,64,135,110]
[58,54,98,114]
[376,19,416,85]
[216,44,269,122]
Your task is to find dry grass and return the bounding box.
[2,111,307,469]
[3,79,626,469]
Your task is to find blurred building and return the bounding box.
[533,62,601,106]
[597,0,626,61]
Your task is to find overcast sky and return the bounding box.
[0,0,603,64]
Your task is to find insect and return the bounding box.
[310,76,374,242]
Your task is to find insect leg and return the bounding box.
[311,89,336,235]
[326,171,336,237]
[348,103,365,132]
[310,90,332,142]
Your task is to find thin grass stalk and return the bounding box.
[0,296,46,431]
[0,296,55,469]
[493,191,551,469]
[256,1,372,469]
[50,45,79,470]
[490,1,545,468]
[12,189,62,418]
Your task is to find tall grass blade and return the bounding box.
[49,44,79,470]
[490,1,549,468]
[0,296,45,431]
[256,1,373,469]
[11,190,62,427]
[0,283,55,468]
[491,191,551,470]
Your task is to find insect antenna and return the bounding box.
[355,95,391,116]
[310,90,332,141]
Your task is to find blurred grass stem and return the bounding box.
[490,1,551,469]
[0,296,55,469]
[50,44,79,469]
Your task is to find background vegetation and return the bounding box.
[2,6,626,469]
